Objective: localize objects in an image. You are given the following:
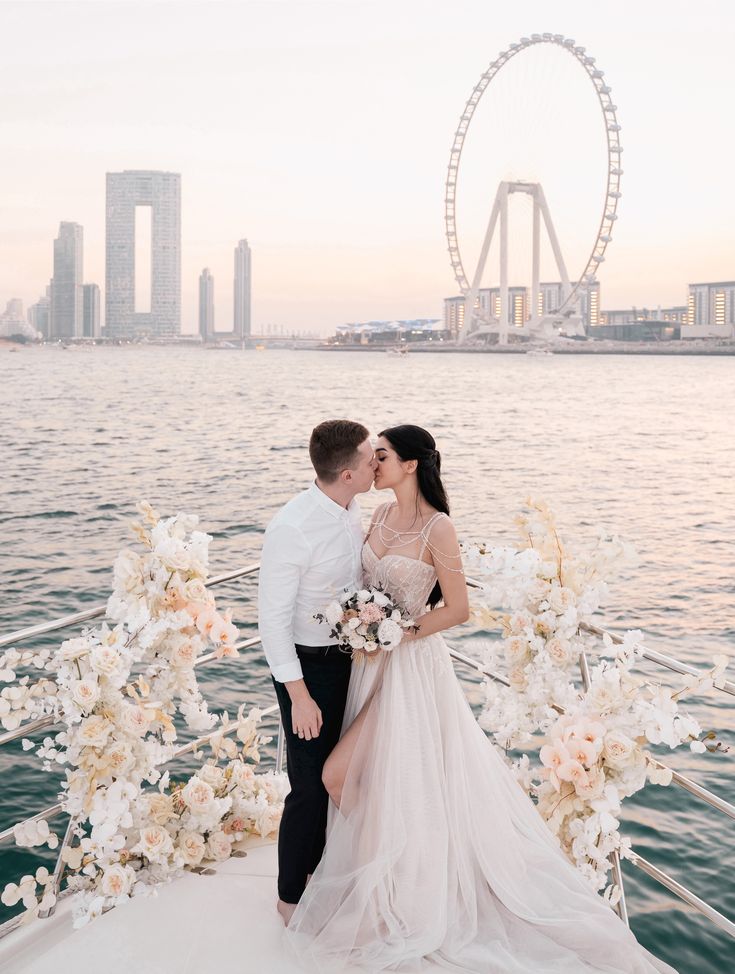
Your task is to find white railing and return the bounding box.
[1,565,734,943]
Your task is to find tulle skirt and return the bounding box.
[284,633,678,974]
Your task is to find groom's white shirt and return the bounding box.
[258,481,364,683]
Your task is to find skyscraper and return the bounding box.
[199,268,214,341]
[83,283,101,338]
[105,170,181,339]
[28,288,51,340]
[50,222,83,339]
[233,239,252,339]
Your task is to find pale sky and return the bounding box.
[1,0,733,334]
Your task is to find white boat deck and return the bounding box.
[0,834,453,974]
[0,838,307,974]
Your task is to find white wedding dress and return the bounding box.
[284,521,679,974]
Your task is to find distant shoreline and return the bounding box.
[3,339,734,357]
[312,344,735,356]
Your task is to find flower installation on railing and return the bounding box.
[0,502,288,928]
[465,499,729,904]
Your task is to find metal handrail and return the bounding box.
[579,621,735,698]
[627,852,735,938]
[3,565,732,699]
[0,563,261,650]
[1,564,734,942]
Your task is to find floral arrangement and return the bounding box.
[466,498,729,901]
[315,587,418,662]
[0,502,288,928]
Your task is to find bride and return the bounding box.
[284,424,678,974]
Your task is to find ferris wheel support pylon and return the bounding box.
[460,181,577,343]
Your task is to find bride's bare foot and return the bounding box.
[277,899,297,926]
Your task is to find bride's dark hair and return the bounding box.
[379,424,449,609]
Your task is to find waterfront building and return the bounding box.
[335,319,446,344]
[683,281,735,338]
[444,280,600,337]
[105,170,181,339]
[83,284,101,338]
[444,296,465,339]
[591,307,684,341]
[28,289,51,339]
[0,299,35,339]
[199,268,215,341]
[538,280,600,328]
[233,239,252,339]
[50,222,83,339]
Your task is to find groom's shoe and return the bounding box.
[277,899,298,926]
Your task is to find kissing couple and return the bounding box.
[258,419,678,973]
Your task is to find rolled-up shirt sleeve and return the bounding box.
[258,521,311,683]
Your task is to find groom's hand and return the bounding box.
[285,679,323,741]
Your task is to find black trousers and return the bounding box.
[272,645,352,903]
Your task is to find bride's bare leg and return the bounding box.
[321,701,371,809]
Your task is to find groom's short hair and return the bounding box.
[309,419,370,482]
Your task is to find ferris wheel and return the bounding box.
[444,33,622,342]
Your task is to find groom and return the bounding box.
[258,419,377,925]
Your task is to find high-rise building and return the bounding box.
[28,288,51,339]
[687,282,735,328]
[83,283,101,338]
[0,299,32,338]
[50,222,83,338]
[233,239,251,338]
[199,268,214,341]
[105,170,181,338]
[537,280,600,328]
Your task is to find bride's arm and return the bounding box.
[404,517,469,641]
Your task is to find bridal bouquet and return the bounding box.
[315,588,419,661]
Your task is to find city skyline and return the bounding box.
[1,1,734,335]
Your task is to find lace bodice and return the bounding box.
[361,543,438,619]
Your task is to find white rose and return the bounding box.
[372,591,390,608]
[76,715,113,748]
[206,830,232,862]
[505,637,530,663]
[603,731,635,769]
[133,825,174,863]
[58,637,92,662]
[182,776,215,813]
[72,678,100,711]
[105,741,135,776]
[114,550,143,593]
[377,619,403,650]
[89,645,123,678]
[357,590,371,602]
[548,585,574,614]
[178,830,206,865]
[156,540,192,573]
[324,602,344,627]
[146,792,175,825]
[100,864,133,898]
[120,704,149,737]
[170,636,200,669]
[348,634,366,650]
[198,763,225,789]
[184,578,208,602]
[546,638,571,667]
